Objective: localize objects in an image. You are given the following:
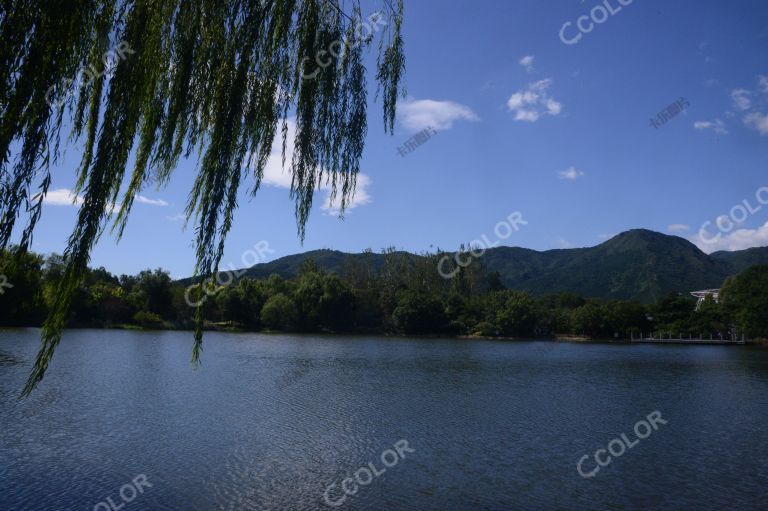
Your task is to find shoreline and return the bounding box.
[3,326,764,346]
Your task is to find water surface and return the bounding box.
[1,329,767,510]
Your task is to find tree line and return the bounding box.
[1,247,766,340]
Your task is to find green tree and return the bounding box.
[170,284,196,329]
[318,275,356,331]
[605,300,649,337]
[720,265,768,338]
[651,293,696,335]
[536,307,572,337]
[265,274,290,296]
[377,247,411,330]
[133,310,164,329]
[292,260,325,330]
[84,280,132,326]
[540,292,586,310]
[536,293,585,336]
[691,295,727,337]
[216,279,269,329]
[571,301,607,337]
[260,293,298,331]
[494,291,538,337]
[444,293,470,334]
[0,248,45,326]
[128,269,173,320]
[485,271,506,293]
[392,290,446,334]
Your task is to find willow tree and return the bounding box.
[0,0,405,396]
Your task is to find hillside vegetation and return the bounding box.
[229,230,768,302]
[2,234,767,341]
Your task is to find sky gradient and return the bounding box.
[19,0,768,277]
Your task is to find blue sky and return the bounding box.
[21,0,768,277]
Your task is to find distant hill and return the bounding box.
[482,230,733,302]
[235,249,410,280]
[710,246,768,274]
[194,230,768,302]
[239,249,361,279]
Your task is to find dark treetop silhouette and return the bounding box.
[0,0,405,395]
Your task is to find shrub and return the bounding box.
[260,293,298,330]
[133,310,163,329]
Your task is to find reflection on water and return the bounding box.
[0,350,20,366]
[1,329,768,510]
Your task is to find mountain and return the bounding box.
[710,246,768,274]
[483,230,732,302]
[209,230,768,302]
[236,249,412,280]
[239,249,360,280]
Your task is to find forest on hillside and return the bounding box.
[1,247,766,340]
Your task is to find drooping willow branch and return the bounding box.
[0,0,405,396]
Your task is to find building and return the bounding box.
[690,289,720,311]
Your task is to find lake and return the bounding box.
[1,329,767,510]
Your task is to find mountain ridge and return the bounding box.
[198,229,768,302]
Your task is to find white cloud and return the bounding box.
[667,224,690,233]
[556,238,574,249]
[518,55,535,73]
[692,221,768,253]
[731,88,752,111]
[42,188,167,210]
[321,173,372,214]
[262,123,296,189]
[136,195,168,206]
[545,98,562,116]
[166,213,186,222]
[744,112,768,136]
[719,77,768,136]
[259,119,373,214]
[513,109,540,122]
[42,188,84,207]
[507,79,562,122]
[733,76,768,136]
[693,119,728,134]
[558,166,584,181]
[759,75,768,93]
[397,98,479,133]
